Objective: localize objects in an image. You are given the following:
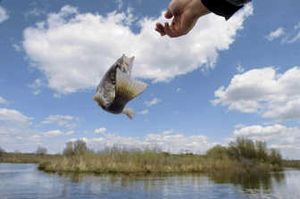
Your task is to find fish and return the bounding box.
[93,54,148,119]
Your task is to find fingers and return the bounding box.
[164,9,173,19]
[155,23,166,36]
[163,22,181,38]
[155,21,182,38]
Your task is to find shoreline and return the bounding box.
[0,152,284,176]
[1,138,297,176]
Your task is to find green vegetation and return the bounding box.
[0,138,285,175]
[206,137,282,166]
[283,160,300,168]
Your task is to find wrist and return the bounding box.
[194,0,210,18]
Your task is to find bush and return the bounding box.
[206,145,229,159]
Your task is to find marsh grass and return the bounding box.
[283,160,300,168]
[0,138,283,175]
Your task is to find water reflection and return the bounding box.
[209,171,285,191]
[0,164,299,199]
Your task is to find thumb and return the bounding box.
[164,9,173,19]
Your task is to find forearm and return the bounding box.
[201,0,251,20]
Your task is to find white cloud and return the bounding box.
[266,27,285,41]
[28,78,44,95]
[0,119,75,154]
[139,109,149,115]
[236,63,245,73]
[213,67,300,120]
[44,129,74,137]
[81,130,215,154]
[23,4,253,94]
[0,106,75,153]
[0,96,8,105]
[42,114,78,129]
[287,32,300,44]
[94,127,107,134]
[0,108,32,125]
[233,124,300,159]
[267,23,300,44]
[0,5,9,23]
[44,130,63,137]
[145,97,161,107]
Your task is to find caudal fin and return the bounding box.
[116,68,148,101]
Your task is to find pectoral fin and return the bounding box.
[116,68,148,101]
[123,108,134,119]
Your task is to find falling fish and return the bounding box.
[93,55,148,119]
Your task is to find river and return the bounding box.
[0,163,299,199]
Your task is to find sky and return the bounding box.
[0,0,300,158]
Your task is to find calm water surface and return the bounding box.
[0,163,299,199]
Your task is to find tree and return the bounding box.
[63,140,89,156]
[63,141,74,156]
[36,146,47,155]
[73,140,89,155]
[269,148,282,166]
[206,145,228,159]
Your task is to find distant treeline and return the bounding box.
[283,160,300,168]
[0,137,288,175]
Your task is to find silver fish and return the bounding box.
[93,55,148,119]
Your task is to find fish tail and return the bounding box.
[123,108,134,119]
[116,68,148,101]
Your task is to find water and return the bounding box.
[0,164,299,199]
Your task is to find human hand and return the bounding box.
[155,0,210,38]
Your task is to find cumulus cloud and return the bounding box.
[213,67,300,120]
[0,108,32,125]
[42,114,78,129]
[0,5,9,23]
[0,124,75,153]
[94,127,107,134]
[80,130,215,154]
[0,110,76,153]
[266,27,285,41]
[233,124,300,159]
[23,4,253,94]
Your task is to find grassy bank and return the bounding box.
[0,152,58,164]
[283,160,300,168]
[0,138,283,175]
[38,151,280,175]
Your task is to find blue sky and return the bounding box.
[1,0,300,158]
